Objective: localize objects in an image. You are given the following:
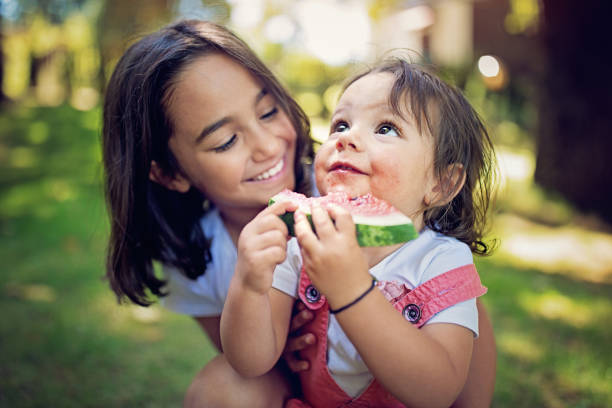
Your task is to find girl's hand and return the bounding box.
[294,204,371,311]
[235,201,297,294]
[284,301,316,372]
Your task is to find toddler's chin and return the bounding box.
[324,185,366,199]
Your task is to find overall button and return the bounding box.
[402,304,421,323]
[305,285,321,303]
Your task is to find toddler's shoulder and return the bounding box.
[416,229,474,282]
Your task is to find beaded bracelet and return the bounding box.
[329,278,377,315]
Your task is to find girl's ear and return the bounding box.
[424,163,466,207]
[149,160,191,193]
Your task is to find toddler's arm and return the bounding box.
[294,205,474,408]
[220,202,295,377]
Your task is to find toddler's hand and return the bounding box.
[235,201,296,294]
[294,204,370,310]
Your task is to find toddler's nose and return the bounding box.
[335,130,361,152]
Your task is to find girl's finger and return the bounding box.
[285,333,316,353]
[289,308,314,332]
[284,351,310,372]
[265,200,298,216]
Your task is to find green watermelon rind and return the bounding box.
[355,223,418,247]
[269,195,418,247]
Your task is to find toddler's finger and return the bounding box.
[294,211,316,244]
[327,204,355,235]
[310,204,335,237]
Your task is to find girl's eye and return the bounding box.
[260,106,278,120]
[377,124,399,137]
[213,134,237,153]
[332,121,349,133]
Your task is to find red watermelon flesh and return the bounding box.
[269,189,418,247]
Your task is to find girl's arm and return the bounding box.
[295,206,473,408]
[194,316,222,351]
[220,202,296,377]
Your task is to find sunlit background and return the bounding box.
[1,1,611,407]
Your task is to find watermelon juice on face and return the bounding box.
[312,72,441,233]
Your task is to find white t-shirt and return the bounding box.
[160,172,319,316]
[272,228,479,398]
[160,208,235,317]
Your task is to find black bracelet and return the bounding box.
[329,278,377,315]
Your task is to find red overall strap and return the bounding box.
[383,264,487,328]
[290,266,486,408]
[290,269,404,408]
[297,268,327,311]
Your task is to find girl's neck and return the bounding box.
[218,207,265,246]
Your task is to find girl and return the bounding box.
[102,19,314,406]
[221,58,497,408]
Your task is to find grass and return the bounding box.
[1,104,611,407]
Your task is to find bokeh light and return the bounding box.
[478,55,501,78]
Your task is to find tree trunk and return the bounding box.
[536,0,612,223]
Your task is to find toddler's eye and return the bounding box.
[377,124,399,137]
[332,121,349,133]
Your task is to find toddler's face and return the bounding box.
[314,72,437,229]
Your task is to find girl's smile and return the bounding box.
[250,156,286,182]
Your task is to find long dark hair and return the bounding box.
[344,58,496,255]
[102,20,312,306]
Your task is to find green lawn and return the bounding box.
[1,105,610,407]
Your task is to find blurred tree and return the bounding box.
[536,0,612,224]
[98,0,177,87]
[0,14,5,102]
[1,0,99,104]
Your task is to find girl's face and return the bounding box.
[164,53,297,218]
[315,72,438,230]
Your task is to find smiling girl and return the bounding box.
[102,20,313,406]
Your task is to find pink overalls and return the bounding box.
[285,264,487,408]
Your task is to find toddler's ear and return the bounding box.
[149,160,191,193]
[424,163,466,207]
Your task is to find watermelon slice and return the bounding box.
[269,189,418,247]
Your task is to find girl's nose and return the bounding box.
[335,130,361,152]
[250,124,279,161]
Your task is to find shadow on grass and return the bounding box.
[0,104,218,407]
[477,256,612,408]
